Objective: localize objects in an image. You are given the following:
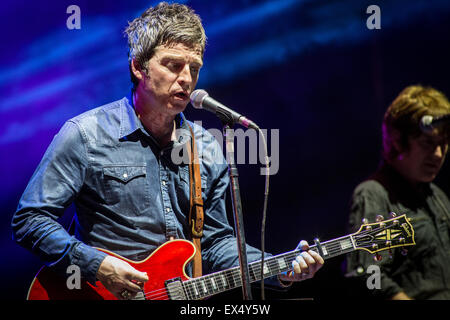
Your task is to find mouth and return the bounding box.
[424,162,441,171]
[173,91,190,101]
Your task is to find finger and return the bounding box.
[308,249,325,266]
[124,280,144,293]
[292,256,308,274]
[298,240,310,251]
[301,251,316,267]
[128,270,149,283]
[304,250,324,275]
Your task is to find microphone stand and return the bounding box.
[222,121,253,300]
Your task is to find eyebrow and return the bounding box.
[160,53,203,67]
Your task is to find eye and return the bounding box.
[190,66,200,75]
[167,61,183,72]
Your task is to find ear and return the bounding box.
[390,129,407,156]
[131,59,144,81]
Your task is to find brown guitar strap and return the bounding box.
[186,124,204,278]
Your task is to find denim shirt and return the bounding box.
[12,95,272,287]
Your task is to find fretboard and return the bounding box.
[182,234,356,299]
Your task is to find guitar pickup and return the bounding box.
[165,277,187,300]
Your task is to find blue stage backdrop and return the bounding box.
[1,0,449,300]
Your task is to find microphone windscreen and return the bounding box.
[419,115,434,133]
[190,89,209,109]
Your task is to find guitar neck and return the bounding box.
[181,234,356,299]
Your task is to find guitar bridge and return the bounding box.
[165,277,187,300]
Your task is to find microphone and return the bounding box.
[419,114,450,133]
[190,89,259,129]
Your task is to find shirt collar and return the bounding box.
[119,91,192,146]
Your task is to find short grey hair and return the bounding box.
[124,2,207,90]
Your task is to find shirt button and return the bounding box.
[165,208,170,213]
[123,173,128,178]
[162,181,166,186]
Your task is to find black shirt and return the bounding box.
[346,163,450,299]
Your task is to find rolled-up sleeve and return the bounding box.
[11,120,106,284]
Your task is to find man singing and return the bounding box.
[12,2,323,300]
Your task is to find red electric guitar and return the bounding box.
[27,213,415,300]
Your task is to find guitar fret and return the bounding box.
[200,280,207,294]
[206,277,216,293]
[227,269,240,288]
[313,236,355,259]
[263,262,270,275]
[277,257,287,270]
[219,273,227,289]
[321,245,328,256]
[340,238,353,250]
[248,263,257,282]
[193,281,200,296]
[183,282,193,300]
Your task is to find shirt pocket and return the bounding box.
[102,165,149,214]
[408,214,438,259]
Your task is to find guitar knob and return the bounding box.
[376,215,384,222]
[373,253,382,261]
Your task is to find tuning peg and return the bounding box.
[389,212,397,218]
[362,218,369,225]
[376,215,384,222]
[373,253,382,261]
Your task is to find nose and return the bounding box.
[178,64,193,88]
[433,145,444,159]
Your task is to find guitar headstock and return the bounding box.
[353,212,415,258]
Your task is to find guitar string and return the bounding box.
[142,242,388,300]
[140,250,299,299]
[141,225,405,299]
[176,234,402,300]
[142,242,351,299]
[145,250,304,300]
[141,247,381,300]
[141,241,391,301]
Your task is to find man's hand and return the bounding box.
[96,255,149,300]
[278,240,324,283]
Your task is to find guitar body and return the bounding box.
[27,239,196,300]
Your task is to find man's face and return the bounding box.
[399,132,448,183]
[137,43,203,116]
